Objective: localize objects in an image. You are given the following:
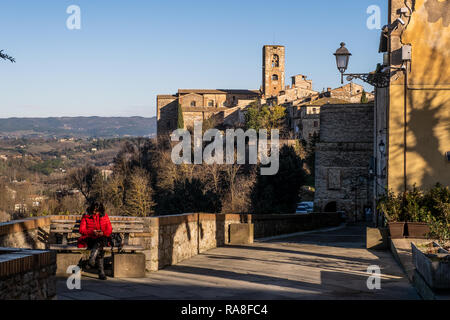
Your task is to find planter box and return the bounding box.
[406,222,430,239]
[412,242,450,290]
[388,222,405,239]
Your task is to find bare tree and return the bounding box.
[124,168,154,217]
[68,165,101,202]
[223,164,241,213]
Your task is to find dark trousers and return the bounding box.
[87,236,108,274]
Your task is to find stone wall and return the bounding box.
[314,104,374,220]
[0,217,51,249]
[252,212,341,238]
[156,95,178,135]
[0,248,56,300]
[137,213,249,271]
[319,104,374,143]
[0,212,340,276]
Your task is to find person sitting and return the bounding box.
[77,201,112,280]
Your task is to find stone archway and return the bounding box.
[324,201,337,213]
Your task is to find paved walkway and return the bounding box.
[57,224,420,300]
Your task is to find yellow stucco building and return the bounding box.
[380,0,449,193]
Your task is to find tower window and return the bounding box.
[272,54,279,67]
[191,101,196,107]
[272,74,278,81]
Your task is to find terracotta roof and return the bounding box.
[157,95,177,99]
[178,89,260,95]
[299,97,351,106]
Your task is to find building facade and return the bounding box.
[157,89,260,135]
[314,104,374,220]
[375,0,450,198]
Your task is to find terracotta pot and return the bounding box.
[388,222,405,239]
[406,222,430,239]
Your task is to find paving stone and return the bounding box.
[57,223,420,300]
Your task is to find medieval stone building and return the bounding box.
[262,45,285,98]
[314,104,374,221]
[157,89,260,135]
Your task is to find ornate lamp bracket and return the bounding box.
[343,73,391,88]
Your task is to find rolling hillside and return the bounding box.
[0,116,156,138]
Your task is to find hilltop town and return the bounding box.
[157,45,374,140]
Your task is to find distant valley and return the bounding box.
[0,116,156,138]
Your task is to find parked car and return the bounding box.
[295,202,314,214]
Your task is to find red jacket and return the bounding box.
[77,213,112,248]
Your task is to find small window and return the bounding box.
[314,121,318,127]
[208,100,214,107]
[312,108,317,113]
[272,74,278,81]
[272,54,279,68]
[191,101,196,107]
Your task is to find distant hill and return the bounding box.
[0,116,156,138]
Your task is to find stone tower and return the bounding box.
[262,45,285,98]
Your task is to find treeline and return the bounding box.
[68,137,313,216]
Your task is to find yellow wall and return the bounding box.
[388,0,450,192]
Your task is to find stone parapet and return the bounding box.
[0,247,57,300]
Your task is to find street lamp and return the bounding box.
[333,42,391,88]
[333,42,351,84]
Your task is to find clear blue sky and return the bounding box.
[0,0,387,118]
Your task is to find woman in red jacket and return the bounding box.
[78,202,112,280]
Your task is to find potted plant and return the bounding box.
[404,186,431,238]
[377,191,405,238]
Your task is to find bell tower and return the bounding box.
[262,45,285,98]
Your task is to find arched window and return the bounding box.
[272,74,278,81]
[272,54,279,67]
[191,101,196,107]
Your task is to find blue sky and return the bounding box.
[0,0,387,118]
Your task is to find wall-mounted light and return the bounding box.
[379,140,386,157]
[333,42,391,87]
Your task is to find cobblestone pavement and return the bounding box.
[57,223,420,300]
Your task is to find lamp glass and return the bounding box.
[379,141,386,154]
[335,54,349,72]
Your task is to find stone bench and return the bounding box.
[50,217,146,278]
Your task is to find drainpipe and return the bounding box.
[403,64,408,194]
